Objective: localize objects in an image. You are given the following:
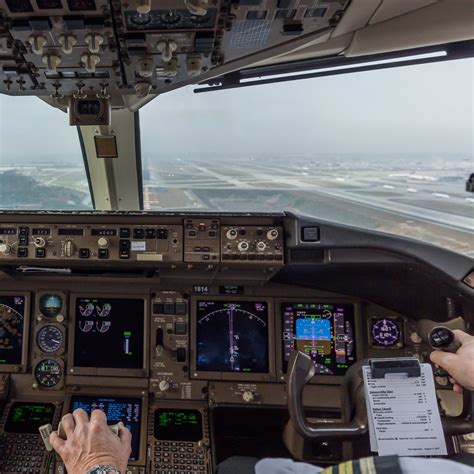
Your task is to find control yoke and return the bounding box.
[287,349,474,441]
[287,350,367,440]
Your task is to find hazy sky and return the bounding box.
[0,58,473,162]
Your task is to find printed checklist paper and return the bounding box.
[363,364,447,456]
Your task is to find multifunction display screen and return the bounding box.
[154,409,203,442]
[0,295,26,366]
[196,301,269,373]
[69,396,142,461]
[73,298,145,370]
[282,303,356,375]
[5,402,55,434]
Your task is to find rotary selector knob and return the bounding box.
[256,241,267,251]
[267,229,279,240]
[34,237,46,248]
[158,380,170,392]
[0,243,12,255]
[85,33,104,54]
[226,228,238,240]
[59,33,77,54]
[237,241,249,252]
[242,390,254,402]
[97,237,109,249]
[64,240,75,258]
[28,35,47,55]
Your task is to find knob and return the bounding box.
[186,55,202,76]
[64,240,75,258]
[42,54,61,73]
[157,39,177,63]
[226,229,238,240]
[410,332,422,344]
[237,241,249,252]
[137,0,152,14]
[158,380,170,392]
[256,241,267,251]
[267,229,279,240]
[184,0,208,16]
[242,390,254,402]
[0,243,12,255]
[28,35,47,55]
[34,237,46,248]
[135,81,152,98]
[137,57,154,78]
[97,237,109,249]
[58,33,76,54]
[81,53,101,73]
[85,33,104,54]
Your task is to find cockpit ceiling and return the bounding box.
[0,0,473,103]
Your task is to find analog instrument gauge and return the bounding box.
[34,359,62,388]
[36,325,64,353]
[39,294,63,318]
[370,318,402,347]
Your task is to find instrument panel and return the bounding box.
[0,214,457,473]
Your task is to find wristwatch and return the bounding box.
[85,465,121,474]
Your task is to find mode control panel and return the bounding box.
[150,291,206,400]
[221,226,284,263]
[0,224,183,263]
[183,219,220,263]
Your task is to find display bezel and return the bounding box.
[368,316,404,349]
[190,296,276,382]
[0,292,30,373]
[68,294,149,377]
[62,392,148,466]
[276,298,362,384]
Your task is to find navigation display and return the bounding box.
[282,303,356,375]
[154,409,203,442]
[5,402,55,434]
[70,396,142,461]
[0,295,26,366]
[73,298,145,370]
[196,301,269,373]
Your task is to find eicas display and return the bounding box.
[196,301,269,373]
[0,295,26,365]
[282,303,356,375]
[73,297,145,369]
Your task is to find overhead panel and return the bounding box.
[0,0,350,101]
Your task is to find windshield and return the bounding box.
[141,59,474,257]
[0,95,92,210]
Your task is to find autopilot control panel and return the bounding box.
[0,213,462,473]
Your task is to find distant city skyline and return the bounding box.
[0,58,473,162]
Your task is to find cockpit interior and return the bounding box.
[0,0,473,473]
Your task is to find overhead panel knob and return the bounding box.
[157,39,177,63]
[184,0,208,16]
[137,57,154,78]
[186,55,202,77]
[135,81,152,98]
[0,243,12,255]
[85,33,104,54]
[58,33,77,54]
[81,53,101,73]
[28,35,47,55]
[136,0,152,14]
[42,54,62,73]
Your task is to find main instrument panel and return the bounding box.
[0,214,459,473]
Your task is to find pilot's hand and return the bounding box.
[49,408,132,474]
[430,329,474,393]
